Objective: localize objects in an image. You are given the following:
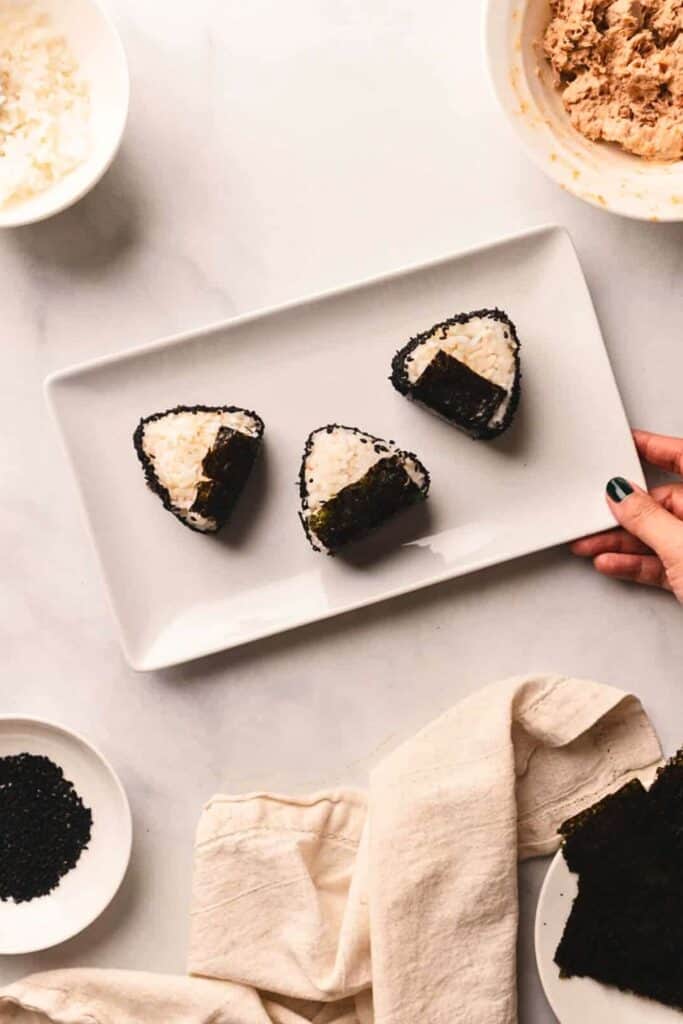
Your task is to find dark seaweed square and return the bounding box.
[308,455,423,552]
[412,350,506,431]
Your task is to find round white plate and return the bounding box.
[536,850,681,1022]
[0,716,132,954]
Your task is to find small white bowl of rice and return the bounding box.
[0,0,129,227]
[484,0,683,222]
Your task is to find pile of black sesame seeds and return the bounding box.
[0,752,93,903]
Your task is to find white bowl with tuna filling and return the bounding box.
[484,0,683,221]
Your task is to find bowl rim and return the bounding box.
[481,0,683,223]
[0,0,130,229]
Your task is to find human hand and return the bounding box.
[571,430,683,602]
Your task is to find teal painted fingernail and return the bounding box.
[606,477,633,503]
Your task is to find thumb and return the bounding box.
[606,477,683,569]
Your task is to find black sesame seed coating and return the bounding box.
[390,308,522,440]
[0,753,93,903]
[297,424,430,554]
[133,405,265,534]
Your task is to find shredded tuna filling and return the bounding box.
[544,0,683,161]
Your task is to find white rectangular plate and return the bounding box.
[47,226,644,671]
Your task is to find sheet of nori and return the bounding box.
[648,748,683,855]
[307,455,424,552]
[411,350,506,433]
[191,428,260,527]
[554,749,683,1010]
[558,779,653,878]
[555,882,683,1007]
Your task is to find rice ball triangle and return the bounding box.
[133,405,264,533]
[298,424,430,554]
[391,308,521,439]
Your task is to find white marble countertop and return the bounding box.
[1,1,682,1019]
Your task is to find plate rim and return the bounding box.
[45,223,559,388]
[0,714,133,955]
[535,847,566,1019]
[44,222,643,672]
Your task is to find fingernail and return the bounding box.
[606,477,633,503]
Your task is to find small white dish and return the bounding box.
[0,0,129,228]
[484,0,683,221]
[536,847,680,1022]
[0,716,132,954]
[46,224,644,671]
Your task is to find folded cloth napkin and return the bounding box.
[0,674,661,1024]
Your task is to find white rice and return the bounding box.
[0,0,91,208]
[142,409,258,528]
[303,427,426,512]
[405,316,516,426]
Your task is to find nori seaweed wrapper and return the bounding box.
[191,427,261,526]
[307,455,424,553]
[133,404,264,533]
[390,308,521,440]
[298,425,430,554]
[554,747,683,1010]
[412,350,507,433]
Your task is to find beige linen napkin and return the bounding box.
[0,674,662,1024]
